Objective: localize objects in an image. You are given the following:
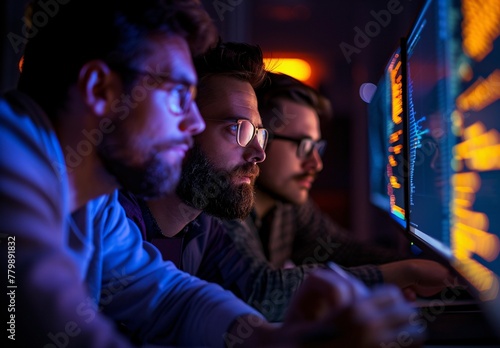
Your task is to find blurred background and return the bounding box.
[0,0,426,249]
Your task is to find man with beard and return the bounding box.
[119,41,448,335]
[0,1,424,347]
[0,1,237,346]
[222,71,454,319]
[244,71,406,269]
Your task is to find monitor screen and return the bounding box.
[406,0,451,258]
[406,0,500,310]
[368,47,406,228]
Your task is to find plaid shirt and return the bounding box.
[223,200,406,321]
[120,191,404,322]
[247,199,405,269]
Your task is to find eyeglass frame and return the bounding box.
[111,65,197,116]
[270,133,327,159]
[204,118,269,151]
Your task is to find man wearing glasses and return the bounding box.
[118,41,439,346]
[244,71,403,270]
[0,1,421,346]
[223,71,454,320]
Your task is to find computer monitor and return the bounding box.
[405,0,500,327]
[368,46,406,229]
[406,0,451,257]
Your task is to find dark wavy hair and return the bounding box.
[193,40,266,107]
[256,71,332,129]
[17,0,217,121]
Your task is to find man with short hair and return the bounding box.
[248,71,406,269]
[224,71,451,307]
[119,42,442,343]
[0,1,425,347]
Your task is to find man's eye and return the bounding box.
[167,88,182,113]
[172,84,187,93]
[228,124,238,133]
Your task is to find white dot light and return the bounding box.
[359,83,377,103]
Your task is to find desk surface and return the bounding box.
[423,343,500,348]
[418,304,499,347]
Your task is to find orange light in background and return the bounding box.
[263,58,312,83]
[18,55,24,72]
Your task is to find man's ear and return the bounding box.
[77,60,120,116]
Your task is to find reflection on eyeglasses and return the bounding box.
[113,66,197,116]
[205,118,269,150]
[271,134,327,159]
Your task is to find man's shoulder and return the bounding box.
[1,90,50,126]
[117,190,143,217]
[1,90,69,209]
[87,191,124,221]
[1,90,62,163]
[191,212,226,236]
[221,216,252,232]
[219,216,260,246]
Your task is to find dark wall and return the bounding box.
[1,0,25,93]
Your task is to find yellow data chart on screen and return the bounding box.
[367,0,500,341]
[367,46,407,229]
[406,0,500,303]
[388,53,405,222]
[450,0,500,302]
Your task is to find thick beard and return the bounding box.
[98,138,180,200]
[176,144,258,220]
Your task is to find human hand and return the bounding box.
[283,263,368,323]
[329,284,426,348]
[244,266,425,347]
[379,259,456,300]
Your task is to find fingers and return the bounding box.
[325,261,370,299]
[369,285,427,347]
[284,268,360,322]
[332,285,427,348]
[402,287,417,302]
[369,286,421,329]
[283,274,426,348]
[409,261,456,297]
[380,259,457,297]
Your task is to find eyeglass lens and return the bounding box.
[298,139,326,158]
[237,120,268,149]
[168,85,196,115]
[114,66,196,116]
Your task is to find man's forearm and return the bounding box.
[224,315,281,348]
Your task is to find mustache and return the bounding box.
[294,171,317,181]
[232,163,260,180]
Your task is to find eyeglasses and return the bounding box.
[271,134,327,159]
[114,66,196,115]
[205,118,269,150]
